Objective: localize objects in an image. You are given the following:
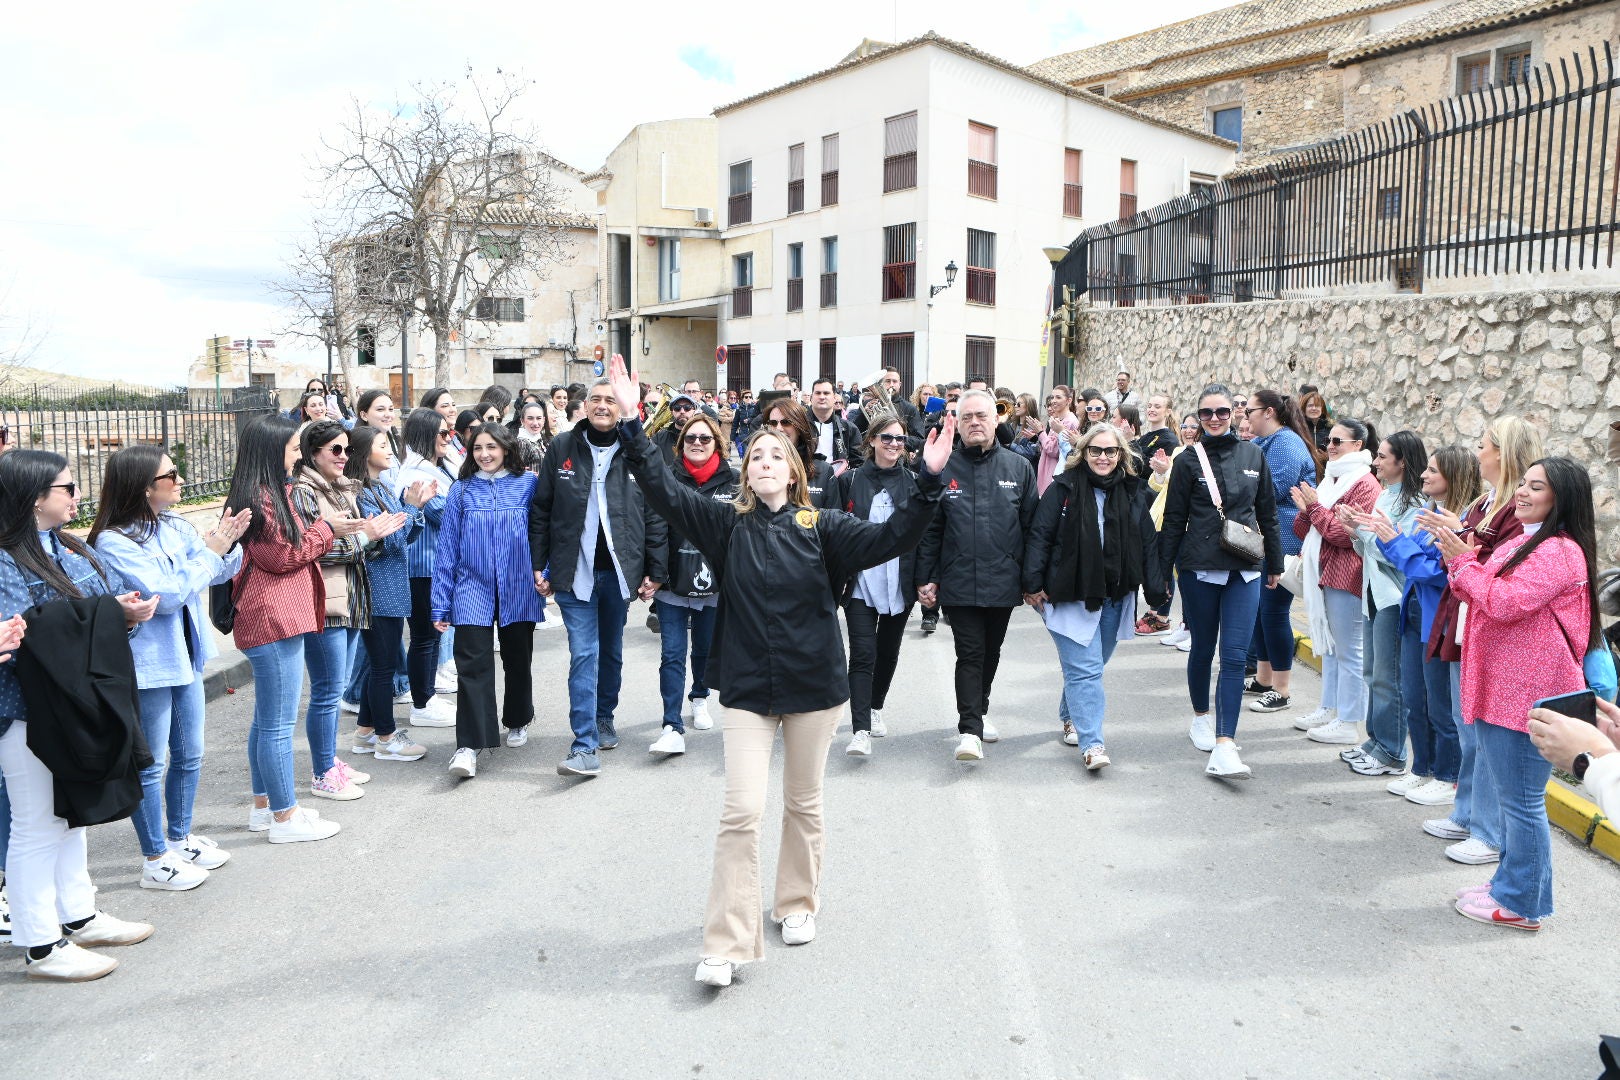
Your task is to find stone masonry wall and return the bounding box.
[1077,287,1620,561]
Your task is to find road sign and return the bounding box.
[715,345,728,366]
[592,360,605,377]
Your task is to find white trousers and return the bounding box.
[0,722,96,947]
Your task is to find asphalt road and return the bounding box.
[7,606,1618,1080]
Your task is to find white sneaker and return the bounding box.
[1206,742,1252,779]
[690,698,714,730]
[694,958,734,987]
[981,720,1000,742]
[267,808,341,844]
[435,673,457,694]
[438,660,459,682]
[780,913,816,945]
[248,805,318,832]
[351,728,377,755]
[505,725,530,748]
[409,697,456,727]
[167,834,230,869]
[1176,636,1193,653]
[1293,706,1336,731]
[394,690,412,704]
[339,699,360,715]
[1307,719,1361,745]
[869,709,887,737]
[649,726,686,755]
[1446,837,1501,865]
[1161,626,1190,647]
[1188,714,1216,752]
[846,730,873,756]
[955,733,985,761]
[1422,816,1470,840]
[1406,779,1458,806]
[1062,721,1079,747]
[139,856,209,891]
[1386,773,1429,797]
[26,939,119,982]
[449,747,477,778]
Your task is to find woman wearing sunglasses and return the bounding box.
[647,413,737,755]
[1289,417,1380,751]
[1157,384,1282,779]
[1148,413,1206,653]
[89,447,250,892]
[393,409,460,725]
[290,421,408,801]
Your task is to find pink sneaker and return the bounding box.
[1455,882,1492,900]
[310,764,364,801]
[334,758,371,785]
[1454,893,1540,931]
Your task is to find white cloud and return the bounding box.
[0,0,1231,385]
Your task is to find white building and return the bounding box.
[710,33,1238,397]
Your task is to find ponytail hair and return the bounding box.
[1250,388,1324,480]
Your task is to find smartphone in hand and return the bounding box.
[1531,689,1598,725]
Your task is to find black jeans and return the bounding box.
[846,598,912,733]
[407,577,442,709]
[944,605,1014,737]
[453,622,535,750]
[357,616,405,737]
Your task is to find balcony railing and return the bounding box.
[728,192,752,228]
[881,262,915,301]
[1063,183,1083,217]
[883,152,917,193]
[786,277,803,311]
[787,180,804,214]
[966,268,996,305]
[968,160,998,199]
[731,286,753,317]
[821,171,838,206]
[820,272,837,308]
[1118,192,1137,219]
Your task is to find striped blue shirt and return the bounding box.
[430,471,546,627]
[358,482,423,619]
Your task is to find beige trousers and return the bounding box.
[702,703,842,964]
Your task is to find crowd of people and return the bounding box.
[0,358,1614,985]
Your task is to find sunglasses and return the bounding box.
[682,433,714,445]
[876,433,907,446]
[1084,404,1106,414]
[674,404,695,411]
[1084,445,1123,459]
[437,429,453,440]
[767,419,793,428]
[50,482,78,498]
[1327,436,1355,447]
[1197,407,1232,421]
[326,444,349,457]
[152,469,181,485]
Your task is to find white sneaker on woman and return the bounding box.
[694,958,734,987]
[26,940,118,982]
[268,808,341,844]
[409,697,456,727]
[167,834,229,869]
[1293,706,1336,731]
[1307,719,1361,745]
[1161,626,1190,647]
[249,805,319,832]
[1188,715,1216,752]
[139,856,209,891]
[1205,742,1252,779]
[690,698,714,730]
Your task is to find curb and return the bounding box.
[203,650,253,703]
[1293,631,1619,869]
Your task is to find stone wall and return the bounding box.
[1123,59,1349,159]
[1077,287,1620,561]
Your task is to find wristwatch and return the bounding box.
[1573,752,1593,782]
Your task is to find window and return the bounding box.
[492,357,524,375]
[966,229,996,306]
[1086,84,1107,96]
[821,134,839,207]
[731,253,753,318]
[788,143,805,215]
[1189,177,1217,237]
[356,324,376,366]
[820,236,838,307]
[657,237,681,303]
[726,344,752,395]
[1211,106,1243,145]
[1063,148,1083,217]
[1234,279,1255,303]
[968,121,997,199]
[965,337,996,383]
[475,297,524,321]
[1114,253,1136,307]
[728,160,752,227]
[1190,262,1213,301]
[610,233,631,310]
[883,112,918,193]
[786,242,804,312]
[1393,257,1420,293]
[880,333,915,393]
[1457,53,1491,94]
[1377,186,1402,220]
[785,341,803,386]
[819,337,836,373]
[1119,160,1138,219]
[477,234,520,260]
[882,223,916,301]
[1498,45,1533,84]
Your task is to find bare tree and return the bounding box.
[270,220,362,395]
[287,70,573,391]
[0,274,48,392]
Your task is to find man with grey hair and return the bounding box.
[915,389,1037,762]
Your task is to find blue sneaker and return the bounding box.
[597,723,620,750]
[558,751,601,777]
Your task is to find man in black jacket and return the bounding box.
[915,389,1038,762]
[852,367,926,441]
[531,379,668,778]
[807,378,862,473]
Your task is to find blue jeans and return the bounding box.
[1319,587,1367,729]
[0,773,8,869]
[555,570,630,754]
[1453,664,1503,848]
[1254,582,1296,671]
[1476,720,1554,920]
[1179,572,1261,739]
[656,597,716,733]
[1360,601,1408,767]
[1050,598,1125,751]
[244,637,305,813]
[303,627,349,779]
[1406,596,1459,782]
[130,680,207,857]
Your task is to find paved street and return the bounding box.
[8,606,1619,1080]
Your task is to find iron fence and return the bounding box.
[0,383,276,518]
[1061,43,1620,307]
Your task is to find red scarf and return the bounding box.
[682,453,721,486]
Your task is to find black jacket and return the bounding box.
[1135,427,1177,462]
[915,442,1038,608]
[657,456,738,597]
[528,425,668,595]
[1023,471,1166,606]
[619,418,941,715]
[809,409,864,467]
[16,594,150,829]
[1157,432,1283,579]
[836,460,924,602]
[803,457,841,511]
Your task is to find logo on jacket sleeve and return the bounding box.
[556,457,575,479]
[795,509,819,529]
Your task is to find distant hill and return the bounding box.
[0,364,167,394]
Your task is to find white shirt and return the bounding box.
[852,491,906,615]
[571,440,631,602]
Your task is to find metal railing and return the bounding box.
[1063,44,1620,306]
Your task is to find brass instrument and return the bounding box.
[857,369,899,429]
[644,383,681,435]
[995,398,1013,420]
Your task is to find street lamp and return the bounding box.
[1043,245,1072,396]
[386,270,414,407]
[923,259,959,386]
[319,309,336,382]
[929,260,959,299]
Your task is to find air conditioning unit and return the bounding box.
[693,208,714,226]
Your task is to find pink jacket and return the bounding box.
[1449,532,1589,733]
[1036,414,1080,494]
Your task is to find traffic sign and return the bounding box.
[715,345,728,366]
[592,360,605,377]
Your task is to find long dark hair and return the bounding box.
[403,407,446,466]
[295,420,349,477]
[343,424,387,489]
[458,422,525,480]
[1250,388,1325,479]
[0,451,106,598]
[454,408,483,445]
[418,386,451,411]
[478,384,513,421]
[1496,456,1602,650]
[226,414,304,545]
[356,389,391,418]
[761,396,816,462]
[1383,430,1428,513]
[88,444,166,546]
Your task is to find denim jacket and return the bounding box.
[357,482,422,619]
[0,535,128,736]
[93,515,243,690]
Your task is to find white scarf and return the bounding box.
[1300,449,1373,654]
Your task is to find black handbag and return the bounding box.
[1192,442,1266,564]
[669,539,717,599]
[209,567,245,635]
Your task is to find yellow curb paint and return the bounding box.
[1592,817,1620,863]
[1293,633,1322,674]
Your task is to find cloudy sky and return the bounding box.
[1,0,1234,385]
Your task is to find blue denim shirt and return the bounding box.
[357,482,422,619]
[0,533,128,736]
[394,452,455,580]
[430,471,546,627]
[93,514,243,690]
[1251,427,1318,557]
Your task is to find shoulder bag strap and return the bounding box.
[1191,442,1226,518]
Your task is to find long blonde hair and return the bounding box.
[1477,415,1543,511]
[730,429,811,515]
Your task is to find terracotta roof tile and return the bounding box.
[1122,21,1371,95]
[1327,0,1606,65]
